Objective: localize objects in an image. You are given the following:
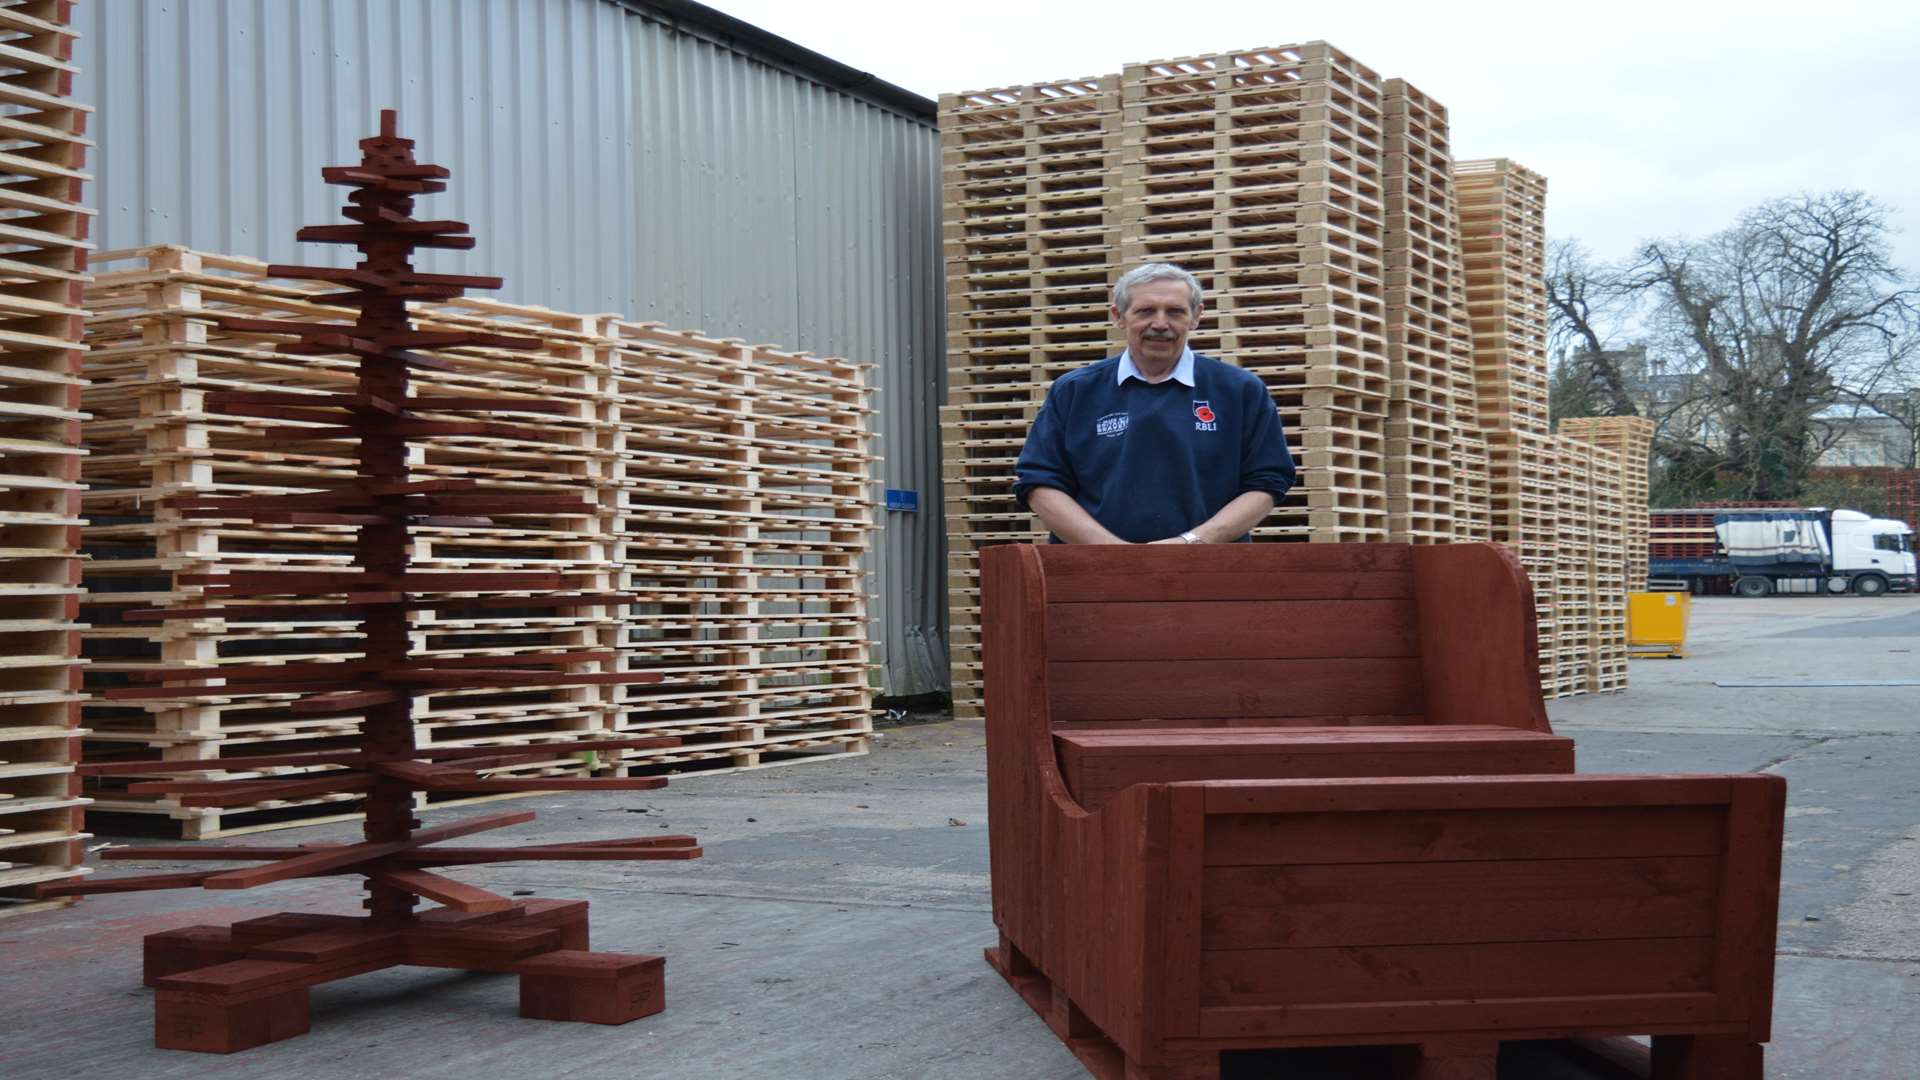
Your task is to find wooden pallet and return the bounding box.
[0,0,92,915]
[75,247,877,839]
[1560,416,1655,592]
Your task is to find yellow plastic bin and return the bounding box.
[1627,590,1691,658]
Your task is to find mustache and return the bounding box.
[1142,330,1179,340]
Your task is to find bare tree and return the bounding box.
[1631,191,1917,500]
[1546,239,1640,417]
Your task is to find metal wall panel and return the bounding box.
[71,0,948,696]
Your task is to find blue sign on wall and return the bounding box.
[884,489,919,512]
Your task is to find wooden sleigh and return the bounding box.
[981,543,1784,1079]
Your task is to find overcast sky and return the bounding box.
[704,0,1920,274]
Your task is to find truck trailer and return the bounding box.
[1648,508,1916,596]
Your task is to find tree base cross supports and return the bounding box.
[141,898,666,1053]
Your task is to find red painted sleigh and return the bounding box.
[981,542,1783,1079]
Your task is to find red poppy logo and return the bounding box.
[1193,402,1215,423]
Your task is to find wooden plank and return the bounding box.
[1162,784,1204,1039]
[1200,856,1721,949]
[1048,657,1425,722]
[1193,993,1732,1041]
[372,868,513,913]
[246,929,400,965]
[1062,735,1572,810]
[1204,803,1729,866]
[1199,936,1715,1006]
[1045,569,1415,604]
[1055,714,1426,730]
[1055,725,1566,752]
[1045,599,1419,662]
[1712,774,1787,1035]
[1201,775,1735,816]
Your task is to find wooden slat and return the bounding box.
[1711,774,1787,1034]
[1204,803,1729,866]
[1045,598,1419,661]
[1060,728,1573,810]
[1194,992,1731,1041]
[373,868,513,913]
[1162,784,1204,1038]
[1199,937,1715,1006]
[1046,569,1415,604]
[1201,774,1735,816]
[1036,543,1415,583]
[1200,856,1721,949]
[1048,657,1425,722]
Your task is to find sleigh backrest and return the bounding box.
[984,542,1550,735]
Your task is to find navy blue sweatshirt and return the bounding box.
[1013,353,1296,543]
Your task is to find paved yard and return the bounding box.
[2,595,1914,1078]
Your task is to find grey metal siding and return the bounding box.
[71,0,947,695]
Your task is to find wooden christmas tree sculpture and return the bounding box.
[38,111,702,1053]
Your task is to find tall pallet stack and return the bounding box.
[603,319,876,774]
[1585,443,1629,691]
[1381,78,1462,543]
[1443,147,1492,543]
[939,47,1626,704]
[1455,158,1557,683]
[1550,439,1593,695]
[0,0,92,914]
[1119,44,1392,542]
[938,75,1123,715]
[940,45,1413,715]
[1559,416,1655,591]
[78,247,875,838]
[1548,437,1629,695]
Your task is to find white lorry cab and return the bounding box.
[1836,512,1917,595]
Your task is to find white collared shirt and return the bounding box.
[1116,346,1196,387]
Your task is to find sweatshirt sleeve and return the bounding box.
[1013,385,1074,510]
[1238,379,1296,501]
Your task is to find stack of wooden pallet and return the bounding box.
[1548,437,1632,693]
[937,46,1646,710]
[0,0,91,914]
[1559,416,1656,591]
[1441,136,1491,545]
[1550,439,1593,695]
[938,75,1123,712]
[603,319,876,775]
[1455,157,1559,686]
[1585,442,1630,691]
[1120,45,1394,541]
[1382,78,1465,544]
[78,246,875,838]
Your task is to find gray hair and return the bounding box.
[1112,262,1203,313]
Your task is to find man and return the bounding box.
[1013,263,1296,544]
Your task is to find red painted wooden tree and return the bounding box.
[39,111,701,1052]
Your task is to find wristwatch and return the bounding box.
[1179,531,1201,544]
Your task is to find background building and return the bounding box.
[71,0,950,696]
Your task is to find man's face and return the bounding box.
[1112,279,1201,370]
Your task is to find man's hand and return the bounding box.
[1027,487,1129,545]
[1187,491,1275,543]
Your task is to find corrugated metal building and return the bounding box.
[71,0,949,696]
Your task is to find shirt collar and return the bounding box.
[1117,346,1196,387]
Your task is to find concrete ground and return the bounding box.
[2,595,1915,1078]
